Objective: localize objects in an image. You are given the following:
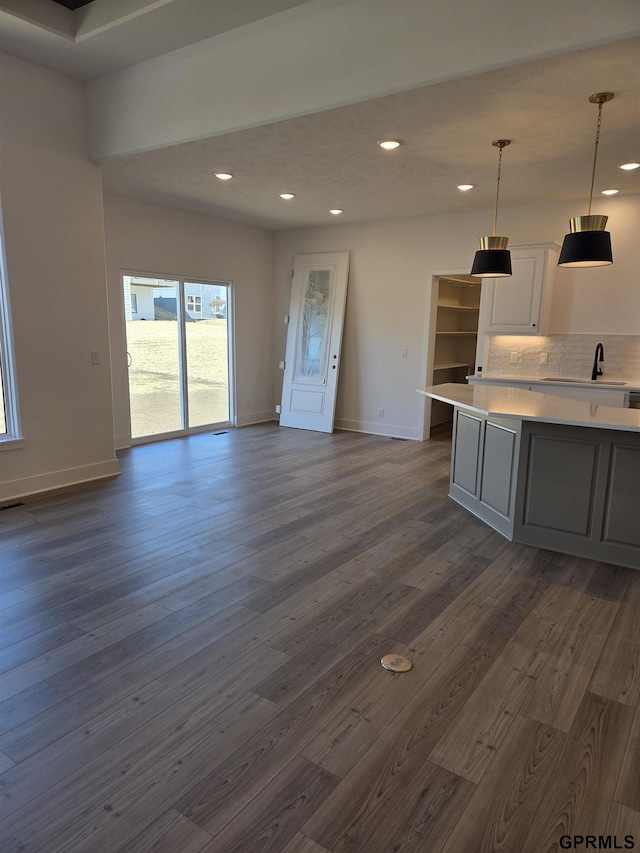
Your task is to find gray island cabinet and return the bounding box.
[418,383,640,569]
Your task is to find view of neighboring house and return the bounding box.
[123,276,227,321]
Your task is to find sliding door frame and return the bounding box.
[122,270,236,445]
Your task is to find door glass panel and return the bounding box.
[185,283,230,427]
[293,268,333,384]
[124,276,181,438]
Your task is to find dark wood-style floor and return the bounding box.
[0,424,639,852]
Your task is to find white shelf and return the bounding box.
[434,362,470,371]
[435,331,478,336]
[437,303,480,311]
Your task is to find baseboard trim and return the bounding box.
[334,418,421,441]
[115,434,131,451]
[236,412,277,427]
[0,458,121,502]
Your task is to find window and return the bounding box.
[0,224,19,442]
[131,293,138,314]
[187,295,202,313]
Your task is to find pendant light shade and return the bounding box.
[558,93,614,268]
[471,140,512,278]
[557,216,613,267]
[471,236,512,277]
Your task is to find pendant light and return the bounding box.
[471,139,512,278]
[558,93,614,268]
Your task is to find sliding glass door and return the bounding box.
[184,282,230,428]
[123,275,231,441]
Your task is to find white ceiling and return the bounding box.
[1,0,639,230]
[99,38,640,229]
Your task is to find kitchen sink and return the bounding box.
[541,377,627,386]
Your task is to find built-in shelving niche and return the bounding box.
[431,277,481,430]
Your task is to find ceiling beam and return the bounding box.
[87,0,640,161]
[75,0,176,41]
[0,0,73,40]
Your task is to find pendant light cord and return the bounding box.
[587,99,604,216]
[493,142,505,237]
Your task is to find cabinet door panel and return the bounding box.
[602,444,640,547]
[487,256,541,332]
[523,434,599,536]
[480,422,516,516]
[477,244,558,337]
[452,411,482,496]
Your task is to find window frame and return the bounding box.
[121,271,235,444]
[0,202,21,447]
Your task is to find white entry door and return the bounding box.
[280,252,350,433]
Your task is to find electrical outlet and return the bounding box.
[401,348,408,359]
[510,351,519,363]
[91,351,100,365]
[540,352,549,365]
[378,408,384,419]
[275,404,282,414]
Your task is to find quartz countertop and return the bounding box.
[468,373,640,391]
[418,383,640,432]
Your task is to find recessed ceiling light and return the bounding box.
[279,193,295,200]
[601,188,619,195]
[457,184,475,191]
[377,140,402,150]
[618,162,640,171]
[215,172,233,181]
[329,209,343,215]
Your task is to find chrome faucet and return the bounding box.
[591,342,604,380]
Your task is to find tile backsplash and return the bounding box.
[485,335,640,381]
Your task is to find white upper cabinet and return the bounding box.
[478,243,559,335]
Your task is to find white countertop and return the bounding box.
[469,373,640,392]
[418,383,640,432]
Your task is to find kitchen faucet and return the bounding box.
[591,342,604,380]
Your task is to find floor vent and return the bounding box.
[0,501,25,511]
[390,437,408,441]
[213,431,228,436]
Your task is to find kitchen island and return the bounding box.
[467,373,640,407]
[417,383,640,569]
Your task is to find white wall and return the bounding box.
[274,195,640,440]
[0,51,118,501]
[550,196,640,332]
[103,194,275,447]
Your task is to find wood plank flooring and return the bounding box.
[1,423,639,852]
